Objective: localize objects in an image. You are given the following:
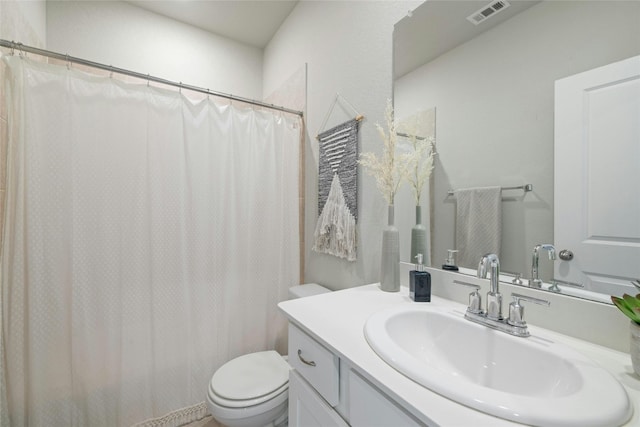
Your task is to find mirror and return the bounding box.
[393,0,640,303]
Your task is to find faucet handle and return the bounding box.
[453,280,482,314]
[508,293,550,328]
[511,273,524,286]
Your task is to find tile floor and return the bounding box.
[183,415,222,427]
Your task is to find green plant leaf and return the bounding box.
[612,296,640,322]
[623,293,640,309]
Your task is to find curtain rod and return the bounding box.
[0,39,304,117]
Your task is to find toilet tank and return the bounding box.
[288,283,330,299]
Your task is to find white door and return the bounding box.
[554,55,640,297]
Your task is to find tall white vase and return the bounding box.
[410,205,428,264]
[380,205,400,292]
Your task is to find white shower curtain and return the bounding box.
[0,56,300,426]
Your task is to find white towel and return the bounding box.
[455,186,502,268]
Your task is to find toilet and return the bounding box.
[206,283,331,427]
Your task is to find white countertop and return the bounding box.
[278,283,640,426]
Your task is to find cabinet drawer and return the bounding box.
[288,324,339,406]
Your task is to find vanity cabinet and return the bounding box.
[280,283,639,427]
[288,323,426,427]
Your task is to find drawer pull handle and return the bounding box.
[297,349,316,367]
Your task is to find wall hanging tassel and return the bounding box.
[313,117,361,261]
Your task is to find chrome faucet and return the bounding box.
[477,253,502,320]
[453,256,551,337]
[529,244,556,288]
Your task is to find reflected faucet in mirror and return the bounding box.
[529,244,556,289]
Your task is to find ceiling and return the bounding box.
[394,0,540,78]
[127,0,299,48]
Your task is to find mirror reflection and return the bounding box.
[395,108,436,266]
[393,0,640,303]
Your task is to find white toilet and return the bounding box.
[206,283,330,427]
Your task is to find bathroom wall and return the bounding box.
[0,1,46,45]
[46,1,264,100]
[263,1,421,290]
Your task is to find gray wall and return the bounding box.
[264,1,421,290]
[0,1,46,46]
[46,1,264,100]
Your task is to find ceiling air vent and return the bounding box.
[466,0,511,25]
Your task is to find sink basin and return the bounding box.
[364,305,632,426]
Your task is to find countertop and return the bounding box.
[278,283,640,426]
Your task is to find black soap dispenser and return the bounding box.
[442,249,459,271]
[410,253,431,302]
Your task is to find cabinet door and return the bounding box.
[289,370,349,427]
[349,370,427,427]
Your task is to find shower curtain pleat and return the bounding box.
[0,56,300,427]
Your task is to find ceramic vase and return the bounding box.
[380,205,400,292]
[631,321,640,376]
[410,205,428,264]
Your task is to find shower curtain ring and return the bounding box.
[147,74,150,87]
[16,42,25,58]
[65,54,71,70]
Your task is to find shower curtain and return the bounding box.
[0,56,300,426]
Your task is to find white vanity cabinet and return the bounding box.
[287,323,424,427]
[279,283,639,427]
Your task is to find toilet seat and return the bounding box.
[209,350,291,408]
[207,385,289,426]
[208,380,289,408]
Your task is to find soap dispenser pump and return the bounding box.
[410,253,431,302]
[442,249,459,271]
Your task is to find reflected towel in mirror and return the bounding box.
[454,186,502,268]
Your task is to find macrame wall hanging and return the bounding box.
[312,94,363,261]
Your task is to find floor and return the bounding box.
[183,415,222,427]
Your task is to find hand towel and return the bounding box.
[455,186,502,268]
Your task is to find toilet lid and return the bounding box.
[211,351,290,401]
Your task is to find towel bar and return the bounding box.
[447,184,532,196]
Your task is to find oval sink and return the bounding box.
[364,305,632,426]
